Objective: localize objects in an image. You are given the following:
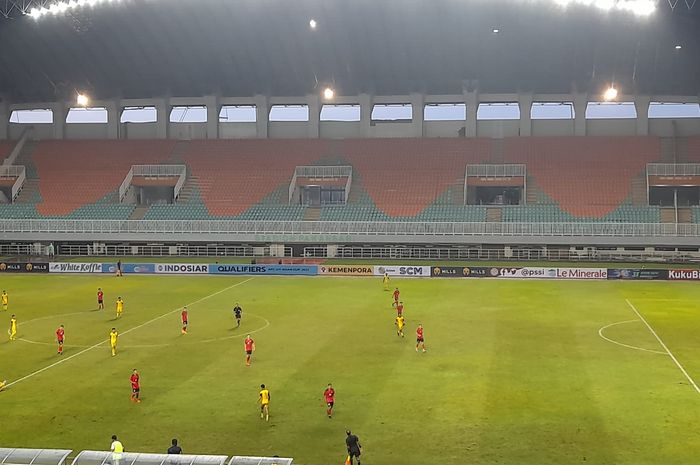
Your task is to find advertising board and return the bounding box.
[430,266,490,278]
[487,267,607,279]
[209,264,318,275]
[0,262,49,273]
[155,263,210,274]
[318,265,374,276]
[49,262,103,273]
[607,269,669,280]
[373,265,432,277]
[668,269,700,281]
[102,263,156,274]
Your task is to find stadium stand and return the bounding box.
[181,140,330,217]
[503,136,661,218]
[340,138,491,217]
[0,136,683,223]
[688,136,700,162]
[31,140,175,216]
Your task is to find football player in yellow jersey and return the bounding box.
[9,314,17,341]
[0,379,6,391]
[259,384,270,421]
[109,328,118,356]
[116,297,124,319]
[382,272,390,291]
[395,315,405,337]
[1,290,8,311]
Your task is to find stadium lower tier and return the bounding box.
[0,202,669,223]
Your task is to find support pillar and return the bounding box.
[306,94,320,138]
[573,92,588,136]
[52,101,67,140]
[518,93,533,136]
[358,93,372,138]
[106,100,119,139]
[204,95,220,139]
[464,91,478,137]
[155,98,169,139]
[253,94,269,139]
[0,100,8,140]
[410,92,424,137]
[635,95,650,136]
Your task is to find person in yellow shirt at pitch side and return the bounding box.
[395,315,405,337]
[382,272,390,291]
[116,297,124,319]
[1,290,8,311]
[9,314,17,341]
[109,327,119,356]
[259,384,270,421]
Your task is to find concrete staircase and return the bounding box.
[13,140,40,203]
[169,140,190,164]
[659,138,677,163]
[486,207,502,222]
[525,177,543,204]
[660,207,677,223]
[491,138,504,163]
[303,207,320,220]
[630,175,648,205]
[129,205,149,220]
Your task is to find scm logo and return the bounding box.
[399,266,424,276]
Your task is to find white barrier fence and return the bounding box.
[1,219,698,237]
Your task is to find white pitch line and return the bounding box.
[625,298,700,394]
[597,320,666,355]
[6,277,254,388]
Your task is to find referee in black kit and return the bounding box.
[346,430,362,465]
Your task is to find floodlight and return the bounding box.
[492,28,500,33]
[550,0,656,16]
[76,93,90,107]
[675,44,682,50]
[309,19,317,29]
[603,86,618,102]
[323,87,335,100]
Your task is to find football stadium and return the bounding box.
[1,1,700,464]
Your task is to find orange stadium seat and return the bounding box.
[503,136,661,218]
[340,138,491,217]
[183,139,331,216]
[32,140,176,216]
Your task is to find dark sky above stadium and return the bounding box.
[0,0,698,102]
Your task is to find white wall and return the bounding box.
[121,123,159,139]
[65,124,109,139]
[477,120,520,138]
[586,119,637,136]
[169,123,208,140]
[320,122,362,139]
[424,121,465,137]
[268,122,308,139]
[219,123,258,139]
[531,120,575,136]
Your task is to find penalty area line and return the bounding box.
[6,277,254,389]
[625,298,700,394]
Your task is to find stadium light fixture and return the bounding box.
[76,93,90,107]
[323,87,335,101]
[675,44,682,50]
[309,19,317,30]
[603,86,618,101]
[492,28,500,33]
[551,0,656,16]
[28,0,120,20]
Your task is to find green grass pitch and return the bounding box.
[2,274,700,465]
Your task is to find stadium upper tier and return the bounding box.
[1,136,695,223]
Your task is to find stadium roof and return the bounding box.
[0,0,699,103]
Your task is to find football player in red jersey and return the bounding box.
[181,307,188,335]
[97,288,104,310]
[56,325,65,355]
[396,301,404,317]
[324,383,335,418]
[244,335,255,366]
[392,287,400,304]
[130,369,141,403]
[416,324,426,352]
